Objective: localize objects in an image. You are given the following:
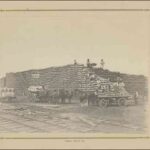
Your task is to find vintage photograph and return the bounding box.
[0,2,149,136]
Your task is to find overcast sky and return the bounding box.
[0,11,149,77]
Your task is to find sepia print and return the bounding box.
[0,1,149,144]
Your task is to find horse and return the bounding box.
[58,89,74,104]
[87,92,98,106]
[35,90,50,103]
[50,90,59,104]
[79,91,88,103]
[65,90,73,103]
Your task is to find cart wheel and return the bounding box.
[118,98,125,106]
[98,99,108,107]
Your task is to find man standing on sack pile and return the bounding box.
[134,91,139,105]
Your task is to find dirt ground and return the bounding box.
[0,99,148,134]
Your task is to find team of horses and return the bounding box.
[35,89,74,104]
[34,89,97,104]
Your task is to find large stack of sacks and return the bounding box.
[44,64,84,90]
[11,72,30,96]
[0,63,110,96]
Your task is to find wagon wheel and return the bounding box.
[118,98,125,106]
[98,98,109,107]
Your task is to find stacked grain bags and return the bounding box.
[0,63,110,97]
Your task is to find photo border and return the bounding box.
[0,2,149,141]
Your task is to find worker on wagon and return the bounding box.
[134,91,139,105]
[94,90,98,96]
